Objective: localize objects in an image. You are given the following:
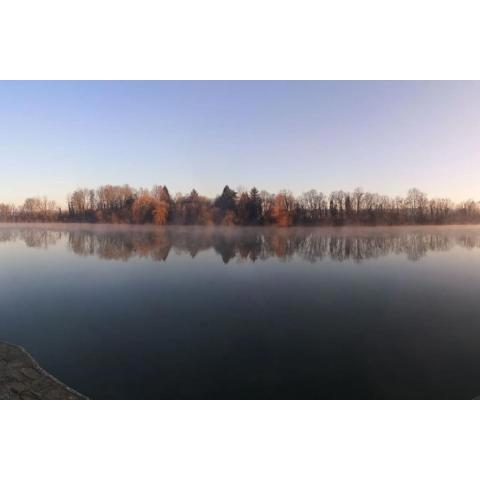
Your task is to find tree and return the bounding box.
[0,203,15,221]
[132,192,155,224]
[345,194,353,220]
[299,189,324,224]
[214,185,237,224]
[4,183,480,227]
[406,188,428,223]
[248,187,262,224]
[236,192,250,225]
[176,189,211,225]
[271,191,295,227]
[259,190,274,224]
[151,185,172,222]
[352,188,364,217]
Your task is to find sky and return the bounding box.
[0,81,479,206]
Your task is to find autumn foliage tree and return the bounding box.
[2,183,480,226]
[271,191,295,227]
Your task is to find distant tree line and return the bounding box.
[1,184,480,226]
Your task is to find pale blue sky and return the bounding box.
[0,81,479,206]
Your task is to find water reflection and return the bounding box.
[1,225,480,263]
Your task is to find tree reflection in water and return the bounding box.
[1,226,480,264]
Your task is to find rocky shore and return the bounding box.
[0,341,86,400]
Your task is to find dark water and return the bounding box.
[1,224,480,399]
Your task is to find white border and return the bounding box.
[1,401,478,479]
[1,0,480,79]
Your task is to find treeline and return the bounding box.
[1,184,480,226]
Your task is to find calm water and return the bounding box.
[1,224,480,399]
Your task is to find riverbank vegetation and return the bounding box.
[1,184,479,226]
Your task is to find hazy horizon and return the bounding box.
[1,81,479,206]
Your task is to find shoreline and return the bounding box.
[1,222,480,231]
[0,341,86,400]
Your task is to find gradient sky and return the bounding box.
[0,81,479,206]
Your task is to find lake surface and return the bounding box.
[1,224,480,399]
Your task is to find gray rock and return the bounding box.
[0,341,86,400]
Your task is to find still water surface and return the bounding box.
[1,224,480,399]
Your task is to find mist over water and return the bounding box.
[1,224,480,399]
[2,224,480,263]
